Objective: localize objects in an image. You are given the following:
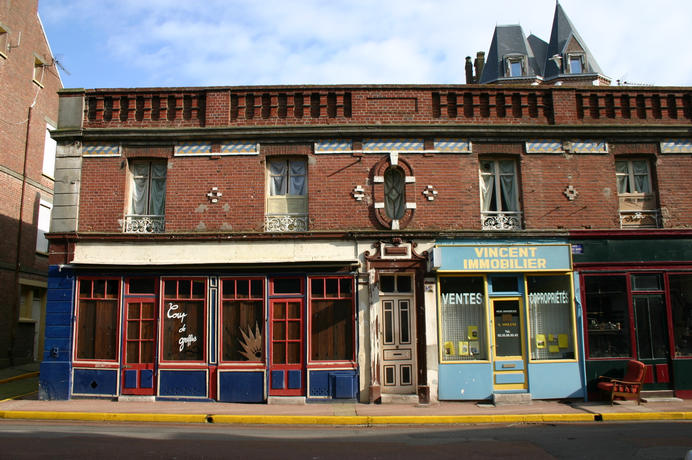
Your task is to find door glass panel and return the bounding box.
[399,301,410,344]
[129,278,156,294]
[634,294,669,359]
[396,276,412,293]
[141,302,154,319]
[287,342,300,364]
[141,341,154,363]
[274,303,286,319]
[273,342,286,364]
[384,301,394,344]
[287,302,300,319]
[380,276,395,293]
[632,274,662,291]
[287,321,300,339]
[127,321,139,339]
[494,300,521,357]
[141,321,154,339]
[584,276,631,358]
[401,365,412,385]
[273,278,302,294]
[126,342,139,364]
[384,366,395,385]
[128,303,139,318]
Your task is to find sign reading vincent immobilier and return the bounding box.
[436,244,572,272]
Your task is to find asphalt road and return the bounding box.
[0,420,691,459]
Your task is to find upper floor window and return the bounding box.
[505,56,525,77]
[36,199,52,254]
[42,123,57,178]
[0,24,8,59]
[616,159,658,228]
[125,160,166,233]
[384,166,405,220]
[33,55,45,86]
[568,55,584,74]
[265,158,308,232]
[480,159,522,230]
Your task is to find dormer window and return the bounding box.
[568,54,584,74]
[505,56,525,77]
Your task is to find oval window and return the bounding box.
[384,166,405,220]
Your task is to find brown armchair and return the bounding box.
[597,359,647,405]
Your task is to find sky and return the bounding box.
[38,0,692,89]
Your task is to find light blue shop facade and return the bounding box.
[432,240,585,401]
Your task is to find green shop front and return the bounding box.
[432,242,584,401]
[572,231,692,399]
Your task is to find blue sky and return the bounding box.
[39,0,692,89]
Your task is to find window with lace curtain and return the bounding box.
[265,158,308,232]
[479,159,522,230]
[125,160,166,233]
[615,159,659,228]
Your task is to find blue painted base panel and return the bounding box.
[72,368,118,396]
[39,361,71,400]
[218,371,265,403]
[158,370,207,398]
[528,362,585,399]
[308,370,358,399]
[438,363,494,400]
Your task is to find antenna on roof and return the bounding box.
[48,56,71,76]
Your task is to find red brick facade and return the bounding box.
[0,0,61,366]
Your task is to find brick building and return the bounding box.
[0,0,61,368]
[41,4,692,402]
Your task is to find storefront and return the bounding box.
[67,270,359,402]
[432,242,583,401]
[572,233,692,399]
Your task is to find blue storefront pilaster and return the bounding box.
[39,265,74,400]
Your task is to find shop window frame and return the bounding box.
[219,277,266,364]
[160,277,207,364]
[308,275,356,363]
[73,277,122,364]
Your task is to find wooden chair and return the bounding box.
[597,359,647,405]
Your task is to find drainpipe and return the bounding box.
[9,104,33,366]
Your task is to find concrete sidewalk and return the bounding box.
[1,395,691,425]
[2,364,692,425]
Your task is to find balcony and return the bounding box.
[482,211,523,231]
[124,215,165,233]
[264,214,308,232]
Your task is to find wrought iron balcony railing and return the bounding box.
[481,211,523,231]
[264,214,308,232]
[123,215,165,233]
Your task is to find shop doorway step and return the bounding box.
[492,392,531,406]
[380,394,419,404]
[267,396,306,405]
[117,395,155,402]
[641,390,679,403]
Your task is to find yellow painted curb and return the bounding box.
[600,412,692,421]
[0,411,207,424]
[211,415,368,425]
[0,372,39,385]
[365,413,596,425]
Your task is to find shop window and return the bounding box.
[76,278,120,361]
[439,276,487,361]
[310,276,354,361]
[125,160,167,233]
[527,275,575,360]
[221,278,264,362]
[479,159,522,230]
[583,276,631,358]
[384,166,405,220]
[35,199,51,254]
[379,274,412,294]
[265,158,307,232]
[615,159,658,228]
[670,274,692,357]
[162,278,205,361]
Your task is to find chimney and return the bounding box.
[465,56,474,84]
[474,51,485,83]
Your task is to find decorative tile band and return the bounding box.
[434,139,471,153]
[572,141,607,153]
[315,140,352,153]
[82,144,120,157]
[363,139,424,152]
[661,140,692,153]
[220,141,258,154]
[525,141,563,153]
[175,142,212,155]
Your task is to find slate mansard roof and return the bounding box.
[480,2,608,84]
